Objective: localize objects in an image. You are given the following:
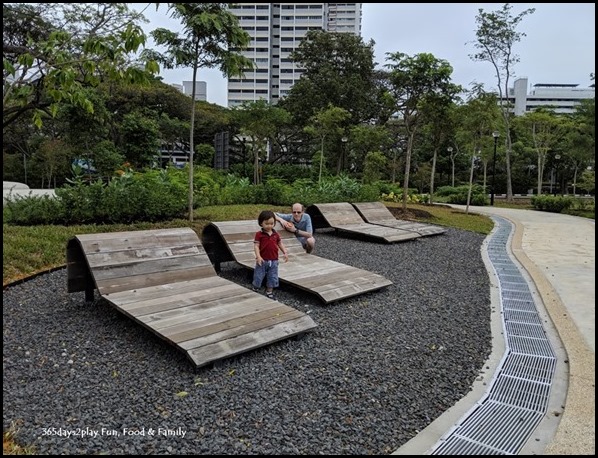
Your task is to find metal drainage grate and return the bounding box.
[431,216,557,455]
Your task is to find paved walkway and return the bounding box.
[395,206,595,455]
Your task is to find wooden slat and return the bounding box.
[92,254,212,281]
[186,316,318,368]
[84,245,203,268]
[205,220,392,303]
[137,294,274,330]
[306,202,422,243]
[117,283,246,317]
[352,201,447,236]
[66,228,317,368]
[106,277,225,305]
[95,265,215,295]
[178,307,306,348]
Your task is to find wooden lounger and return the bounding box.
[201,221,392,304]
[66,228,317,368]
[351,201,447,237]
[306,202,422,243]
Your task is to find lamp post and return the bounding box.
[490,131,500,206]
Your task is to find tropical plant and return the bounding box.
[3,3,158,128]
[144,3,254,221]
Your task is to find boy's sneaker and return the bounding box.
[265,292,274,299]
[251,286,260,292]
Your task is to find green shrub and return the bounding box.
[262,178,288,205]
[262,163,312,182]
[218,175,253,205]
[444,185,488,206]
[5,166,187,225]
[3,195,65,225]
[57,177,106,223]
[571,197,595,212]
[531,195,574,213]
[435,186,460,197]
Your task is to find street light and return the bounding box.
[490,131,500,205]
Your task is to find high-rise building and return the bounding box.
[227,3,362,108]
[504,77,595,116]
[170,81,208,101]
[183,81,207,101]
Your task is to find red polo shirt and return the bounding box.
[254,229,281,261]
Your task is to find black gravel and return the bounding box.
[3,228,492,455]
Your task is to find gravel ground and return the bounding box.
[3,228,492,455]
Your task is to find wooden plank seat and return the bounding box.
[351,201,447,237]
[201,220,392,304]
[306,202,422,243]
[66,228,317,368]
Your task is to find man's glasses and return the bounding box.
[292,211,302,214]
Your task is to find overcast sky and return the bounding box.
[136,3,595,107]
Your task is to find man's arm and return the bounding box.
[275,212,294,229]
[298,214,313,237]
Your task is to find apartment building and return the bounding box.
[182,81,207,101]
[505,77,595,116]
[227,3,362,107]
[170,81,208,101]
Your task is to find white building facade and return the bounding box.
[182,81,207,101]
[505,77,595,116]
[227,3,362,107]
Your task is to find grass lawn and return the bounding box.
[2,203,493,286]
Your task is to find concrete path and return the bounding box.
[395,205,595,455]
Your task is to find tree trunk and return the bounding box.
[465,154,476,214]
[429,149,437,205]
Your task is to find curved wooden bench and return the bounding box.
[306,202,422,243]
[66,228,317,368]
[351,201,446,237]
[201,220,392,304]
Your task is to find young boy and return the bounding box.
[253,210,289,299]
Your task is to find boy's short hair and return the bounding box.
[258,210,275,225]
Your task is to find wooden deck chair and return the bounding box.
[351,201,447,237]
[66,228,317,368]
[201,220,392,304]
[305,202,422,243]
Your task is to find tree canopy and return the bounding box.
[3,3,159,128]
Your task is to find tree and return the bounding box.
[120,111,161,168]
[419,94,461,204]
[232,100,291,185]
[455,89,502,196]
[569,87,595,194]
[349,124,394,177]
[513,109,568,195]
[144,3,254,221]
[363,151,387,184]
[281,30,379,127]
[304,106,351,185]
[3,3,158,129]
[471,3,535,202]
[36,139,72,188]
[384,52,461,210]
